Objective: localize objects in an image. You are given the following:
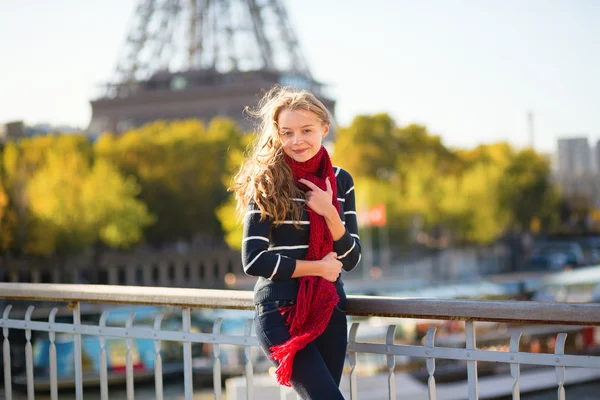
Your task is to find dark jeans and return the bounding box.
[255,299,348,400]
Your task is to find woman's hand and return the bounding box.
[320,252,342,282]
[298,177,336,219]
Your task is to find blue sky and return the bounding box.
[1,0,598,153]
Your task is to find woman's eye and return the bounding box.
[303,129,311,134]
[281,131,292,136]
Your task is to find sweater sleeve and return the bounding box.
[241,201,297,281]
[333,169,362,272]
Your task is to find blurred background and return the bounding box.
[1,1,600,398]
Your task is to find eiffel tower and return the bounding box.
[88,0,335,136]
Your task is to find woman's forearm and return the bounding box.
[324,206,346,241]
[291,259,323,278]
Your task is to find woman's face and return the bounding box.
[277,109,329,162]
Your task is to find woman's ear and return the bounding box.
[322,124,330,139]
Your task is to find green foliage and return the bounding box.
[0,112,563,257]
[334,114,559,245]
[0,174,14,252]
[25,137,154,256]
[1,134,154,257]
[216,134,254,250]
[498,149,560,231]
[216,196,243,250]
[95,118,246,245]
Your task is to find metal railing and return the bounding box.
[1,282,600,400]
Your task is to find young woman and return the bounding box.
[231,86,361,399]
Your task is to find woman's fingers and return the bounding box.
[298,178,320,191]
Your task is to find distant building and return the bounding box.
[0,120,82,143]
[596,139,600,174]
[88,69,335,138]
[0,121,25,142]
[555,137,600,209]
[556,137,592,178]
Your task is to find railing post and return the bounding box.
[154,313,164,400]
[348,322,359,400]
[125,312,136,400]
[425,327,437,400]
[555,333,567,400]
[2,305,12,400]
[48,308,60,400]
[510,332,522,400]
[465,321,479,400]
[24,305,35,400]
[72,302,84,400]
[213,317,223,400]
[99,310,110,400]
[244,318,254,400]
[182,307,194,400]
[385,324,396,400]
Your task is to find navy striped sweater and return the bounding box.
[242,167,362,304]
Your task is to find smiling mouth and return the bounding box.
[293,149,308,154]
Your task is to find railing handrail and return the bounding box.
[1,282,599,325]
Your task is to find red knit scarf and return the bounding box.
[270,145,340,386]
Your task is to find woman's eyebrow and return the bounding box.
[279,124,315,130]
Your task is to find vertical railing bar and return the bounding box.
[510,332,522,400]
[555,333,567,400]
[182,307,194,400]
[213,317,223,400]
[2,305,13,400]
[154,313,164,400]
[72,302,84,400]
[24,306,35,400]
[126,312,136,400]
[99,310,110,400]
[244,318,254,400]
[385,325,396,400]
[465,321,479,400]
[425,327,437,400]
[48,308,60,400]
[348,322,359,400]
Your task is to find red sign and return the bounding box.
[357,204,387,227]
[369,203,387,227]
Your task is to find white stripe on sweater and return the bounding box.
[268,245,309,251]
[354,253,362,269]
[268,255,281,280]
[245,250,267,270]
[243,236,269,243]
[345,186,354,195]
[338,240,356,259]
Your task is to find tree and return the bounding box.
[95,118,245,246]
[26,140,154,259]
[0,175,14,253]
[498,149,559,232]
[334,115,520,246]
[216,134,254,250]
[333,113,398,179]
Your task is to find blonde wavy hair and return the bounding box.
[231,85,332,225]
